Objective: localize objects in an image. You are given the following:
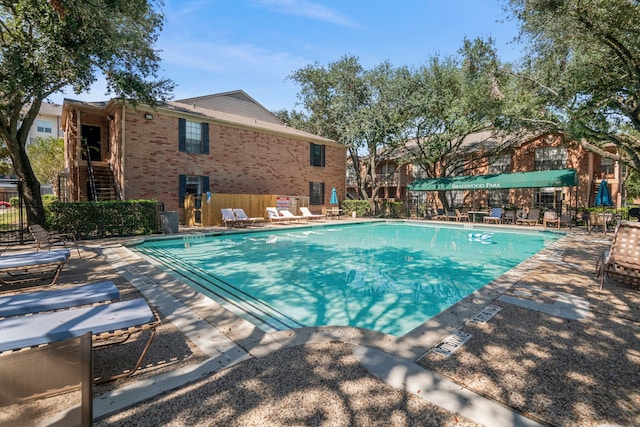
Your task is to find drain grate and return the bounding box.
[468,304,502,324]
[429,330,473,357]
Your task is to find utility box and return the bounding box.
[160,211,179,234]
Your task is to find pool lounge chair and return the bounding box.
[432,209,449,221]
[221,208,243,228]
[0,249,70,288]
[300,207,325,221]
[266,207,296,224]
[483,208,503,224]
[233,208,265,226]
[29,224,81,258]
[596,220,640,289]
[279,209,307,223]
[0,281,119,318]
[0,298,160,384]
[516,208,541,226]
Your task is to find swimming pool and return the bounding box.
[134,221,561,336]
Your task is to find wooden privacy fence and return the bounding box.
[185,193,310,226]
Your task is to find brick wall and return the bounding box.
[120,108,346,212]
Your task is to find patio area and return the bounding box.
[2,219,638,427]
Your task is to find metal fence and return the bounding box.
[0,181,25,247]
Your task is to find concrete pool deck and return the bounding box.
[3,219,638,426]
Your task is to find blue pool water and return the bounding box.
[134,222,561,336]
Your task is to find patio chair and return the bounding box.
[233,208,266,226]
[300,206,325,221]
[0,281,119,318]
[29,224,80,258]
[516,208,541,226]
[542,211,561,229]
[221,208,242,228]
[454,209,470,222]
[503,210,516,224]
[0,249,70,289]
[595,220,640,289]
[0,298,160,384]
[483,208,503,224]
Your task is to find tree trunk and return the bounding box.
[10,142,45,226]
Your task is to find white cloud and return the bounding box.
[256,0,361,28]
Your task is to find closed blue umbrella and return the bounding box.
[595,180,613,207]
[330,187,338,205]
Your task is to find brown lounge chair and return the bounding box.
[29,224,81,258]
[596,220,640,290]
[516,208,541,226]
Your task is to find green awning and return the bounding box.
[408,169,578,191]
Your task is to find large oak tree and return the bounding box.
[505,0,640,170]
[0,0,173,225]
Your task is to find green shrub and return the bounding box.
[382,201,406,218]
[341,200,370,217]
[46,200,159,239]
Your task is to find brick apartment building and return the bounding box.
[61,91,346,221]
[348,131,624,216]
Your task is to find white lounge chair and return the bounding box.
[221,208,242,228]
[279,209,306,223]
[233,208,266,226]
[299,207,325,221]
[266,207,295,224]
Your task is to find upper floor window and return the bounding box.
[310,143,325,167]
[179,118,209,154]
[535,147,567,170]
[381,162,395,175]
[36,120,52,133]
[488,154,511,174]
[600,156,615,176]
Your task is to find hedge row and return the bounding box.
[46,200,159,239]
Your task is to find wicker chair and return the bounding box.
[595,221,640,289]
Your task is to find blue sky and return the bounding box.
[50,0,524,112]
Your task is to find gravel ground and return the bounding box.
[2,226,639,427]
[96,342,481,427]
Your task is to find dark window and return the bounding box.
[179,174,210,208]
[309,182,324,205]
[535,147,567,170]
[179,119,209,154]
[310,143,325,167]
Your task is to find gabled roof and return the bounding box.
[160,100,336,145]
[174,90,283,125]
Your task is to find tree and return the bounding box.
[286,56,407,212]
[26,137,64,194]
[398,38,514,211]
[0,0,174,225]
[505,0,640,170]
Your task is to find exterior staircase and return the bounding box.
[90,165,119,201]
